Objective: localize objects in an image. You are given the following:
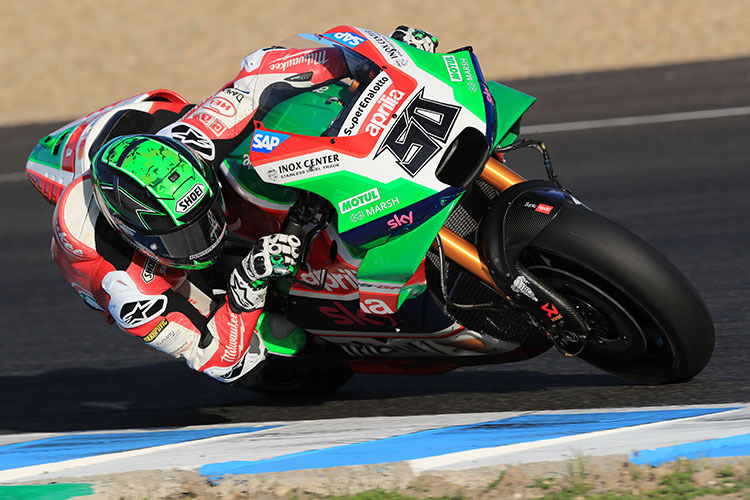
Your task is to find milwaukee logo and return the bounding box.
[339,188,381,214]
[269,49,329,72]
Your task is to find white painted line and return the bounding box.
[523,106,750,133]
[407,408,748,473]
[0,431,253,483]
[0,172,27,183]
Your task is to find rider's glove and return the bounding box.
[390,26,439,53]
[227,233,301,313]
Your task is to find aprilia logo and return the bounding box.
[375,89,461,177]
[535,203,554,215]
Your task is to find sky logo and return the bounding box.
[322,32,366,48]
[251,130,290,153]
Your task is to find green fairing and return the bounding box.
[262,82,351,136]
[487,81,536,149]
[256,312,307,355]
[285,172,436,237]
[223,135,298,205]
[357,197,462,304]
[395,43,488,121]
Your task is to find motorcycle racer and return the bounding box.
[28,26,438,385]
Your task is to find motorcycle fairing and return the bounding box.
[222,27,538,316]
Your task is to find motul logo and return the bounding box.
[339,188,380,214]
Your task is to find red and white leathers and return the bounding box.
[47,43,353,383]
[52,173,266,383]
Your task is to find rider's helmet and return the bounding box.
[90,134,226,270]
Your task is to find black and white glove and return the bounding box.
[390,26,439,53]
[227,234,301,313]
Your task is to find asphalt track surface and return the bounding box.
[1,58,748,435]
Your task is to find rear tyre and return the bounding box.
[522,202,714,384]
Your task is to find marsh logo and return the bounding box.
[175,183,206,214]
[443,55,462,82]
[251,130,289,153]
[338,188,381,214]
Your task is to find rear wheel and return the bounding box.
[522,202,714,384]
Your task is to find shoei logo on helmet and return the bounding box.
[251,130,290,153]
[322,31,366,48]
[176,183,207,214]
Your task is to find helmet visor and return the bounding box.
[128,194,227,269]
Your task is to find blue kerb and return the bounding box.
[0,426,278,471]
[631,432,750,466]
[201,407,737,476]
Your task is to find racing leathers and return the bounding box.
[39,26,437,384]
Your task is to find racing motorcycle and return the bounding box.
[216,27,715,394]
[29,27,715,395]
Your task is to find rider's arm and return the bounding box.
[103,232,300,383]
[51,175,270,383]
[101,267,268,384]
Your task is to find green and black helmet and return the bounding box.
[91,134,226,269]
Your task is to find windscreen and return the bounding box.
[253,34,383,138]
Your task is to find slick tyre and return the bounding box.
[521,201,714,384]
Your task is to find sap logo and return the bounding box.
[323,31,366,48]
[175,183,206,214]
[251,131,289,153]
[386,211,413,230]
[443,55,462,82]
